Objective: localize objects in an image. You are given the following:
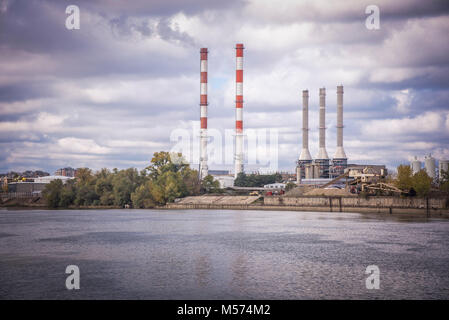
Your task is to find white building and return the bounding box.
[263,183,286,189]
[212,175,234,188]
[33,175,75,184]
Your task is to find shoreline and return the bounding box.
[165,203,449,218]
[2,203,449,218]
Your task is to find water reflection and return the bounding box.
[0,208,448,299]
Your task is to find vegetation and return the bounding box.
[395,165,433,197]
[439,169,449,192]
[395,165,413,191]
[234,172,282,187]
[42,151,219,208]
[285,182,296,192]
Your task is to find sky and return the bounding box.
[0,0,449,174]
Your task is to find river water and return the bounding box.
[0,208,448,299]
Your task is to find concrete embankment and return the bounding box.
[166,195,449,217]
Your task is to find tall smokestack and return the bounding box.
[316,88,329,160]
[199,48,208,179]
[333,85,347,160]
[299,90,312,161]
[234,43,244,178]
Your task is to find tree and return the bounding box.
[201,175,220,193]
[131,182,155,208]
[59,179,76,207]
[396,165,413,191]
[42,179,63,208]
[111,168,141,207]
[234,172,247,187]
[95,168,114,205]
[234,172,281,187]
[411,169,433,197]
[440,169,449,192]
[146,151,188,180]
[180,167,201,196]
[285,182,296,192]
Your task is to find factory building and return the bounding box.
[54,167,77,177]
[424,154,436,180]
[411,155,448,182]
[296,86,348,184]
[410,156,422,174]
[439,160,449,180]
[7,175,74,194]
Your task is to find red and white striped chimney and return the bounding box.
[234,43,244,178]
[199,48,208,179]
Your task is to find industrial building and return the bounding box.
[54,167,77,177]
[440,160,449,180]
[296,85,347,184]
[194,45,448,189]
[7,175,74,194]
[410,155,449,182]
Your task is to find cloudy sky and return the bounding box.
[1,0,448,174]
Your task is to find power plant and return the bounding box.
[409,154,449,182]
[197,44,350,183]
[196,45,447,187]
[296,86,348,184]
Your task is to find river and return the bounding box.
[1,208,448,299]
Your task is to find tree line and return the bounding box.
[42,152,220,208]
[234,172,282,187]
[395,164,448,197]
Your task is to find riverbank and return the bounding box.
[166,195,449,217]
[2,194,448,218]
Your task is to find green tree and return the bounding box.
[396,165,413,191]
[440,169,449,192]
[111,168,142,207]
[42,179,63,208]
[411,169,433,197]
[201,175,220,193]
[180,167,201,196]
[95,168,114,205]
[234,172,247,187]
[59,179,76,207]
[131,182,155,208]
[285,182,296,192]
[234,172,282,187]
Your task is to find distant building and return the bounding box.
[54,167,77,177]
[34,175,74,183]
[279,172,296,183]
[208,170,229,175]
[7,182,48,193]
[300,178,334,186]
[439,160,449,181]
[345,165,387,177]
[209,170,234,188]
[8,175,74,194]
[214,175,235,188]
[263,183,286,189]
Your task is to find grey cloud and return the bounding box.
[1,0,448,173]
[109,15,196,47]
